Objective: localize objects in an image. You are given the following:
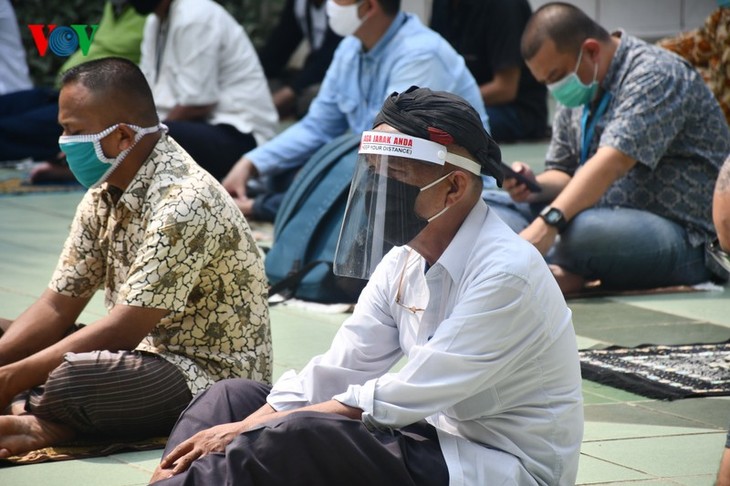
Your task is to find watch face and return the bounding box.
[540,207,565,229]
[545,209,561,224]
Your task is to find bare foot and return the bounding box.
[548,264,586,295]
[0,414,75,458]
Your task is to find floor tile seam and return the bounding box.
[116,460,158,475]
[582,396,655,405]
[575,320,714,334]
[581,430,725,443]
[0,286,40,299]
[630,403,730,429]
[0,240,63,256]
[0,203,74,218]
[577,480,682,485]
[578,451,655,479]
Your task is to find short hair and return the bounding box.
[60,57,159,125]
[521,2,611,61]
[377,0,400,16]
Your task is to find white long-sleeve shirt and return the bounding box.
[268,200,583,485]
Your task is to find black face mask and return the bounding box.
[129,0,163,15]
[383,176,429,247]
[365,173,428,247]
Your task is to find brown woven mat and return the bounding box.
[0,436,167,466]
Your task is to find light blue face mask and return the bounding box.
[719,0,730,8]
[58,123,164,188]
[547,48,599,108]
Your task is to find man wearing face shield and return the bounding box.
[0,58,272,458]
[148,87,583,486]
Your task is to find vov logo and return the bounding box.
[27,24,99,57]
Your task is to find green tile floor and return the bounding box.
[1,142,729,485]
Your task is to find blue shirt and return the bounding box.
[247,12,488,176]
[546,32,730,244]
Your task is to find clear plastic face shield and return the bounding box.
[333,130,481,280]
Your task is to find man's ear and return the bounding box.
[445,170,470,205]
[583,38,601,63]
[115,124,137,152]
[361,0,376,17]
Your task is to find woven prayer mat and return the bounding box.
[0,436,167,466]
[579,341,730,400]
[0,167,82,196]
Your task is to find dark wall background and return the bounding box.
[12,0,285,86]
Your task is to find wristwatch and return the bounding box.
[539,206,568,232]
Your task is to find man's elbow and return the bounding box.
[714,190,730,251]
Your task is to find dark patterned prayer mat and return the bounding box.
[579,341,730,400]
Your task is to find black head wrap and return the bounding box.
[372,86,503,186]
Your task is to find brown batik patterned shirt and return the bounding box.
[50,135,272,395]
[658,7,730,125]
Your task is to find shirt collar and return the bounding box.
[362,11,407,60]
[601,30,630,94]
[432,198,488,283]
[105,135,169,214]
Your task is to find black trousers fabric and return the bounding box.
[165,122,257,181]
[28,350,192,438]
[0,88,62,162]
[153,379,449,486]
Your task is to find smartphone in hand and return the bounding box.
[500,163,542,193]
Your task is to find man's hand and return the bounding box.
[502,162,538,203]
[272,85,297,119]
[520,217,559,255]
[222,157,258,215]
[150,421,247,482]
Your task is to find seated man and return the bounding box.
[259,0,342,120]
[222,0,488,222]
[430,0,548,142]
[137,0,278,181]
[149,87,583,486]
[484,2,730,294]
[658,2,730,125]
[0,58,272,458]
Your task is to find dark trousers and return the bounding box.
[153,379,449,486]
[26,350,192,438]
[486,103,547,143]
[165,121,257,181]
[0,88,62,162]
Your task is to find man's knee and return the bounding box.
[252,412,358,447]
[206,378,270,402]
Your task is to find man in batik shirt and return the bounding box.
[0,57,271,459]
[484,2,730,294]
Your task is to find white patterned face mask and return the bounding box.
[58,123,166,188]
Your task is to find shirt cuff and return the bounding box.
[332,379,376,415]
[267,369,310,411]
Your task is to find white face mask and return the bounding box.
[326,0,364,37]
